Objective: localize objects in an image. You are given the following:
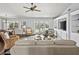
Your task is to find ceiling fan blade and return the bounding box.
[34,9,41,12]
[33,5,37,9]
[23,6,30,9]
[25,10,31,12]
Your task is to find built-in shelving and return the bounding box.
[71,13,79,33]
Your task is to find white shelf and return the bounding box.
[71,11,79,33]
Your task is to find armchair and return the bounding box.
[0,32,20,54]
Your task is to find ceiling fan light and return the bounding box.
[31,3,33,5]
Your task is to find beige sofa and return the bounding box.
[10,40,78,55]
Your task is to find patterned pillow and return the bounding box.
[4,32,10,39]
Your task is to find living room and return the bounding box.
[0,3,79,55]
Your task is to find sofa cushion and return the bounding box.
[54,40,76,45]
[36,40,54,45]
[3,32,10,39]
[15,40,35,46]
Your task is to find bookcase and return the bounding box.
[71,10,79,33]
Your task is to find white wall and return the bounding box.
[0,19,1,29]
[0,19,4,29]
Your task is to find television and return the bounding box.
[60,21,66,31]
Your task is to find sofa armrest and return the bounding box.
[54,40,76,46]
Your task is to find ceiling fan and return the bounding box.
[23,3,41,12]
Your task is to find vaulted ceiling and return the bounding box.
[0,3,73,18]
